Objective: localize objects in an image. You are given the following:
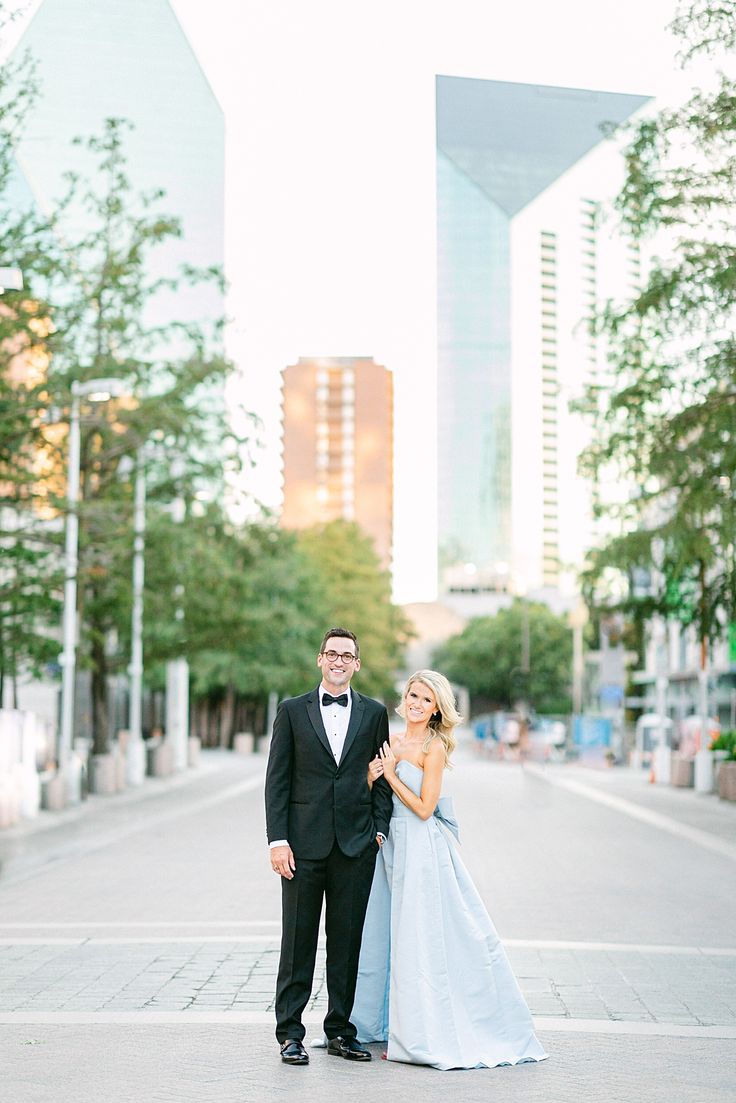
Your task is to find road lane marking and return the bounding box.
[505,939,736,955]
[1,935,735,955]
[535,1018,736,1039]
[525,763,736,863]
[0,921,281,929]
[0,1011,733,1038]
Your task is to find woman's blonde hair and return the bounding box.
[396,669,463,766]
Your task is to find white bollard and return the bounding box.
[654,744,671,785]
[694,748,714,793]
[64,752,83,804]
[20,713,41,819]
[126,738,146,786]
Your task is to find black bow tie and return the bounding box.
[322,692,348,707]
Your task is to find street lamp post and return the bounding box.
[57,378,127,795]
[58,384,82,774]
[694,662,713,793]
[126,448,147,786]
[568,600,589,717]
[653,617,672,785]
[166,457,189,772]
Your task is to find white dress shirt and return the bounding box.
[319,684,353,765]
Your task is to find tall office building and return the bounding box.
[13,0,224,329]
[281,357,393,569]
[436,76,650,602]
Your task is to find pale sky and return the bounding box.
[19,0,698,602]
[170,0,699,603]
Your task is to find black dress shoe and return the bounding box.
[280,1039,309,1065]
[327,1036,372,1061]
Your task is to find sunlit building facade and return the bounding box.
[436,76,650,602]
[13,0,224,329]
[281,357,393,569]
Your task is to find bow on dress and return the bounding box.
[433,797,460,842]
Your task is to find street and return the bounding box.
[1,742,735,1103]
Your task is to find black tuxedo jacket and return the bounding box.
[265,687,393,859]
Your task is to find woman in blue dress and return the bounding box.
[351,669,548,1071]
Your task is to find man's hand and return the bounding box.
[376,834,385,847]
[367,755,383,788]
[270,844,296,879]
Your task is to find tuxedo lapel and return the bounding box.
[305,689,334,761]
[339,690,365,766]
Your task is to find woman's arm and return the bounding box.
[380,739,444,821]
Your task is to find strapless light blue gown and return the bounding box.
[351,759,548,1070]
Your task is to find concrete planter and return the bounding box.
[41,772,66,811]
[113,747,127,792]
[713,750,729,790]
[670,754,694,788]
[233,732,254,754]
[89,753,117,795]
[147,740,174,778]
[717,761,736,802]
[187,736,201,768]
[0,774,21,827]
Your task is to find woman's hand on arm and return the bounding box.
[379,740,397,781]
[379,739,443,820]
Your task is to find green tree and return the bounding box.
[137,512,324,743]
[577,0,736,648]
[38,118,242,754]
[0,6,63,704]
[434,602,573,714]
[296,520,412,701]
[0,300,63,706]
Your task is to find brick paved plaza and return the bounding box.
[1,745,735,1102]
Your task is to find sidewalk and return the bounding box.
[0,750,267,887]
[2,746,735,1102]
[524,758,736,856]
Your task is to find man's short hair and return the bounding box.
[320,627,360,659]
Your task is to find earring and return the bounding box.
[432,711,441,722]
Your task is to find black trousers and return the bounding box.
[275,839,378,1043]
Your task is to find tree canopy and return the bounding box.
[433,602,573,715]
[577,0,736,649]
[297,520,413,701]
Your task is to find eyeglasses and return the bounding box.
[322,650,357,663]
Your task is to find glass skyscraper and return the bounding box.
[13,0,224,328]
[436,76,649,598]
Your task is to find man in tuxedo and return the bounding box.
[265,627,392,1066]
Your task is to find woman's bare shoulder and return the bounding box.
[422,738,445,766]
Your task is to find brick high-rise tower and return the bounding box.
[281,357,393,569]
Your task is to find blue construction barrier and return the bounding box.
[573,715,612,748]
